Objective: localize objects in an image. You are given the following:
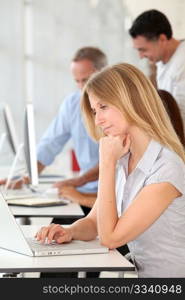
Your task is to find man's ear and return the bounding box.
[158,34,168,43]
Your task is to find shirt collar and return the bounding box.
[137,140,162,174]
[119,139,163,176]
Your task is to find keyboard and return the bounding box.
[1,188,39,200]
[1,185,70,207]
[27,237,62,251]
[1,185,50,200]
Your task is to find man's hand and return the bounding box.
[58,186,79,202]
[53,177,84,189]
[0,178,6,185]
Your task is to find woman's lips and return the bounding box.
[103,126,112,134]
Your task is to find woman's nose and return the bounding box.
[95,111,104,126]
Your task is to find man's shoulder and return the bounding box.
[172,40,185,64]
[57,90,81,119]
[169,40,185,66]
[177,39,185,51]
[59,90,81,110]
[157,40,185,68]
[63,90,81,103]
[157,47,185,77]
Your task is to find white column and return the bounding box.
[23,0,34,104]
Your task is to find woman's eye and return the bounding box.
[100,105,107,110]
[92,109,96,115]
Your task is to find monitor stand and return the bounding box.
[0,132,7,154]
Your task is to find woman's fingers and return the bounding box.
[47,224,64,243]
[35,226,50,243]
[35,224,66,244]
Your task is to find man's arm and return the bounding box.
[59,186,96,208]
[53,163,99,188]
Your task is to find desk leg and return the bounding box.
[118,271,138,278]
[18,217,31,225]
[1,272,24,278]
[118,271,125,278]
[78,272,86,278]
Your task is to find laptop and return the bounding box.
[0,192,109,256]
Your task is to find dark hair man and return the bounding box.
[129,9,185,130]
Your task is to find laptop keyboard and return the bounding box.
[2,189,39,200]
[1,186,55,200]
[27,237,63,251]
[26,237,108,256]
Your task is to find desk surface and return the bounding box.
[10,202,84,219]
[0,226,135,273]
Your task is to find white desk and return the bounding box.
[10,202,84,219]
[0,168,84,220]
[0,226,135,274]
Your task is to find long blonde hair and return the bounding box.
[81,63,185,162]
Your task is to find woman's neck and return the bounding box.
[128,127,151,174]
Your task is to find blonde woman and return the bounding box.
[36,63,185,278]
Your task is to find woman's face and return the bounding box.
[88,92,130,137]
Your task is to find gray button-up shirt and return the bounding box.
[116,140,185,277]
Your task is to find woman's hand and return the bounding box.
[99,134,131,164]
[35,224,73,244]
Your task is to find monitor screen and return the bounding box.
[3,105,19,154]
[24,103,39,187]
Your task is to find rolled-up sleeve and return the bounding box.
[145,160,185,195]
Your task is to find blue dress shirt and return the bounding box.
[37,90,99,193]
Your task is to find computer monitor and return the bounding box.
[24,103,39,187]
[3,104,19,154]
